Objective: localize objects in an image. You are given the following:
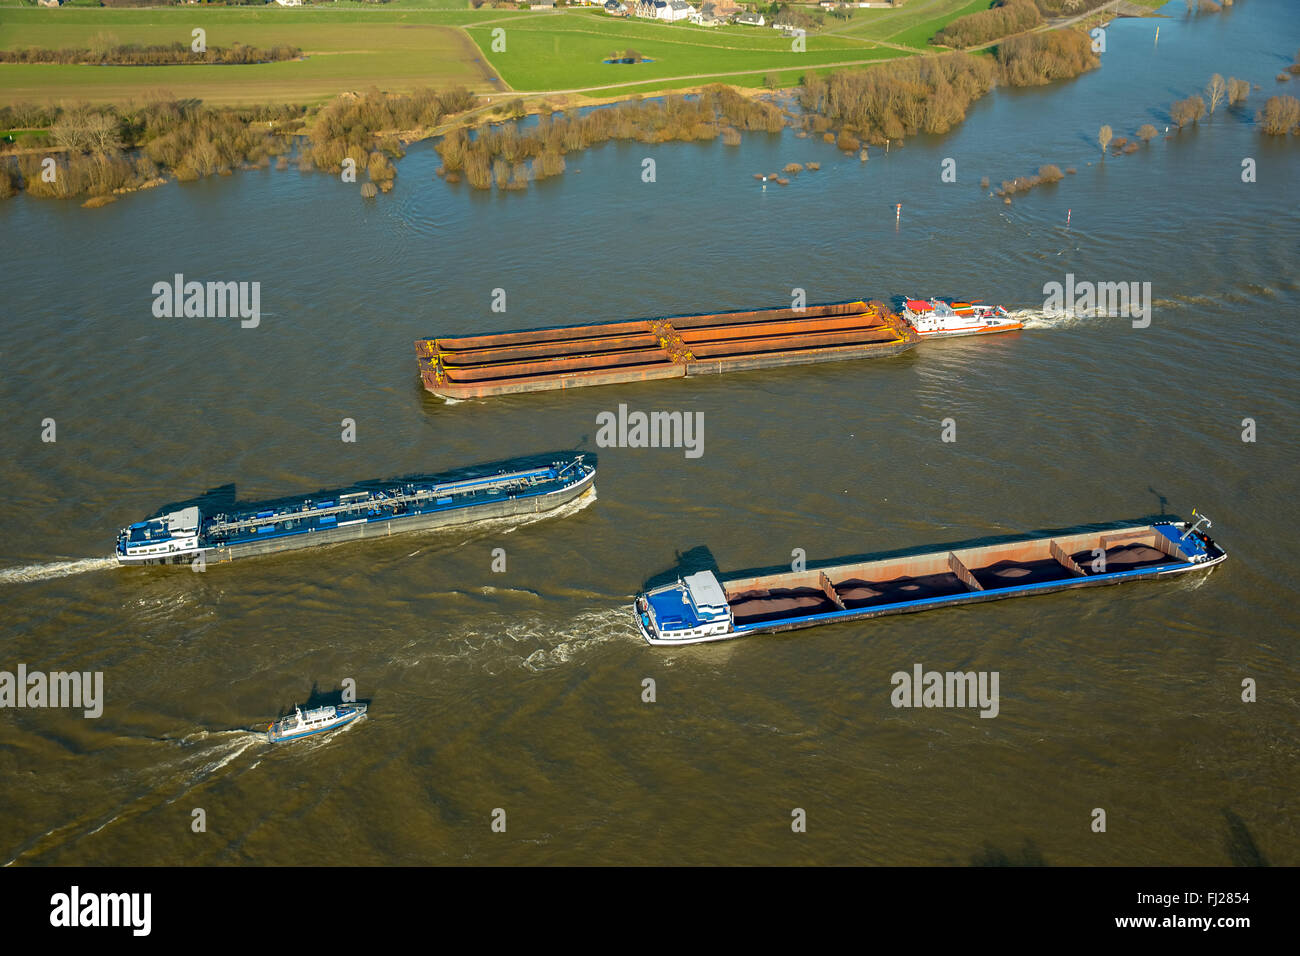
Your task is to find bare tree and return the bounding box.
[50,109,94,152]
[1206,74,1226,114]
[1098,123,1112,156]
[1136,123,1158,143]
[85,112,123,154]
[1227,77,1250,105]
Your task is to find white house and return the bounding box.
[735,11,765,26]
[637,0,692,19]
[274,0,303,6]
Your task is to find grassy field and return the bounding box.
[0,0,1018,107]
[0,5,515,105]
[467,12,905,93]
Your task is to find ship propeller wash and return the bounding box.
[635,516,1225,645]
[116,455,595,565]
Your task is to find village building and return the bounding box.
[637,0,693,20]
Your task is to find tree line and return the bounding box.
[0,87,480,203]
[0,42,301,67]
[435,86,786,192]
[797,31,1097,146]
[995,28,1098,87]
[934,0,1041,50]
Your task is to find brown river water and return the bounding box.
[0,1,1295,864]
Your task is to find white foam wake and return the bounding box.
[1010,307,1113,330]
[449,484,597,548]
[0,556,118,585]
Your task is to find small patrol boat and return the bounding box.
[267,702,367,743]
[635,514,1226,646]
[902,298,1022,338]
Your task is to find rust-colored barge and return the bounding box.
[415,300,918,399]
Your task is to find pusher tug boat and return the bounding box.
[267,702,367,743]
[902,298,1022,338]
[635,514,1225,646]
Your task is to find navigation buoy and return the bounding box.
[896,203,901,224]
[1155,26,1160,47]
[1066,208,1072,227]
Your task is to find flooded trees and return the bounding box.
[1098,124,1112,156]
[1227,77,1251,106]
[797,53,996,144]
[1206,74,1227,114]
[1170,95,1206,128]
[996,29,1099,88]
[1137,124,1158,144]
[434,87,787,193]
[1256,95,1300,135]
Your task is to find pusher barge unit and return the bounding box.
[635,516,1226,645]
[416,300,918,399]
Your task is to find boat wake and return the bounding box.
[1011,307,1115,330]
[448,485,598,549]
[414,603,636,674]
[520,606,636,672]
[0,556,118,585]
[2,728,266,865]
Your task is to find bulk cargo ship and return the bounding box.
[416,300,918,399]
[116,455,595,566]
[635,515,1225,645]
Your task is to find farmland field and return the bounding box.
[467,12,906,93]
[0,0,1112,106]
[0,0,1056,106]
[0,5,514,105]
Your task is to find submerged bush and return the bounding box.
[1257,95,1300,135]
[996,29,1099,88]
[435,86,786,193]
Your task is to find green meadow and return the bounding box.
[0,5,515,105]
[0,0,1005,106]
[465,12,904,93]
